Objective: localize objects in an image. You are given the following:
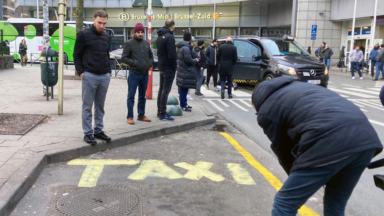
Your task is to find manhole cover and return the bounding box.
[54,186,140,216]
[0,113,47,135]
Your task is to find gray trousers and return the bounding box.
[82,72,110,135]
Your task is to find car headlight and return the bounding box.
[278,64,297,75]
[325,68,329,75]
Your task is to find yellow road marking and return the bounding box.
[67,159,140,187]
[128,160,183,180]
[227,163,256,185]
[174,161,225,182]
[220,132,319,216]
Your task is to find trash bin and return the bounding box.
[40,47,58,101]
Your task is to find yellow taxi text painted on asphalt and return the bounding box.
[67,159,255,187]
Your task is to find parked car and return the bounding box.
[218,35,329,88]
[109,48,158,71]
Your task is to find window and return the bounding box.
[234,40,260,58]
[241,28,258,36]
[220,28,236,37]
[261,39,308,56]
[108,27,124,35]
[195,29,211,37]
[174,28,189,37]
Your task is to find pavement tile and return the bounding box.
[18,136,45,142]
[0,141,29,148]
[0,147,20,162]
[0,179,8,187]
[0,135,22,140]
[40,137,68,145]
[4,159,27,167]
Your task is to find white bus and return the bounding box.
[4,18,93,62]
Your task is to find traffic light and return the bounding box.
[132,0,163,7]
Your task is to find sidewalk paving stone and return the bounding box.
[0,64,215,215]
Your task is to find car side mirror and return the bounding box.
[252,55,262,61]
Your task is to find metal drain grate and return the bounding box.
[47,185,142,216]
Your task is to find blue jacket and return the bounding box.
[370,46,380,61]
[253,76,383,174]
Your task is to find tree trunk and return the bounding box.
[74,0,84,76]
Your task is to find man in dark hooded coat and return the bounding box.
[252,76,383,216]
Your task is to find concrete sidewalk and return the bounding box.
[0,64,215,215]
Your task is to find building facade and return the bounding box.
[10,0,384,62]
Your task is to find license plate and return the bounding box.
[307,80,321,84]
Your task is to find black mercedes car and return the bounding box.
[218,35,329,88]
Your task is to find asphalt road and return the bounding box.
[165,70,384,216]
[10,121,326,216]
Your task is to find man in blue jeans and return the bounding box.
[374,44,384,81]
[252,76,383,216]
[349,46,364,80]
[122,23,154,125]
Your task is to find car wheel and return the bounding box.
[263,73,274,81]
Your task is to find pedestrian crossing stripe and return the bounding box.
[343,87,379,96]
[329,88,377,98]
[203,99,251,112]
[68,159,256,187]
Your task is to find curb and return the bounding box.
[0,116,216,216]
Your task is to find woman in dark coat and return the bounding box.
[19,39,28,67]
[176,32,198,111]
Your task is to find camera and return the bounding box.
[368,158,384,190]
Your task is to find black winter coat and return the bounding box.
[121,37,153,75]
[194,46,207,71]
[176,40,198,89]
[253,76,383,174]
[322,48,333,59]
[19,43,27,55]
[217,41,238,76]
[205,44,219,66]
[73,25,111,76]
[156,27,177,73]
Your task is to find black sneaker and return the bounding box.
[195,92,204,96]
[94,132,111,142]
[228,95,233,99]
[221,92,225,99]
[373,79,378,81]
[84,135,97,145]
[159,113,174,121]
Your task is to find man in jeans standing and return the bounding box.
[373,44,384,81]
[322,45,333,72]
[156,19,177,121]
[194,40,207,96]
[369,42,380,78]
[349,46,364,80]
[205,39,219,91]
[122,23,154,125]
[73,10,112,144]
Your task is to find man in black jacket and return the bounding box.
[73,10,112,145]
[205,39,219,91]
[194,40,207,96]
[322,45,333,72]
[122,23,154,125]
[156,19,177,121]
[217,37,237,99]
[252,76,383,215]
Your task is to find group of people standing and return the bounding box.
[369,42,384,81]
[73,10,238,144]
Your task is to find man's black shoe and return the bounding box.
[195,92,204,96]
[228,95,233,99]
[221,92,225,99]
[84,135,97,145]
[94,132,111,142]
[159,113,174,121]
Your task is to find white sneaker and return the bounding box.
[352,77,355,80]
[187,95,194,100]
[214,87,219,92]
[360,77,363,80]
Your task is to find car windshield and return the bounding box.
[262,39,309,56]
